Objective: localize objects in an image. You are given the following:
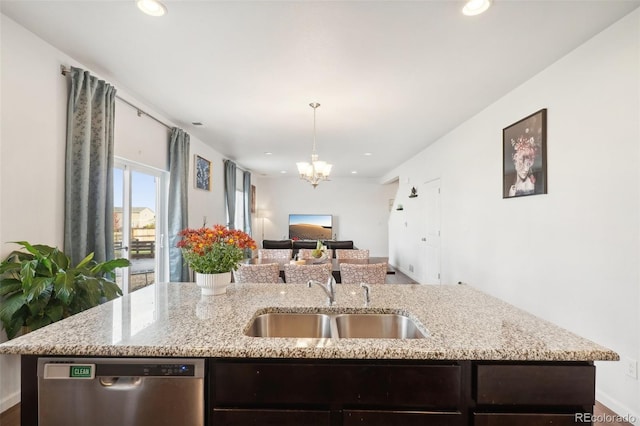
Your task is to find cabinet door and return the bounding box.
[474,413,582,426]
[344,410,463,426]
[338,364,461,408]
[213,362,333,405]
[213,408,331,426]
[476,365,595,406]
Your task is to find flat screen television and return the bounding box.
[289,214,333,240]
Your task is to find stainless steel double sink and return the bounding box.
[245,311,428,339]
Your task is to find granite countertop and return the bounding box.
[0,282,618,361]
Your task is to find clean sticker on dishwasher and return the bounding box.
[44,364,95,379]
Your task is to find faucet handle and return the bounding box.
[360,283,371,305]
[327,275,336,287]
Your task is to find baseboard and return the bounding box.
[596,389,640,426]
[0,390,20,415]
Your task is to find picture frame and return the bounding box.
[195,155,211,191]
[503,108,547,198]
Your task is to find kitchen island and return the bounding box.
[0,282,618,425]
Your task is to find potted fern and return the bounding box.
[0,241,130,339]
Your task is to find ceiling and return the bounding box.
[2,0,639,179]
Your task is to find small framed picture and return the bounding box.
[503,109,547,198]
[195,155,211,191]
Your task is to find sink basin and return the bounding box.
[334,313,427,339]
[245,313,332,338]
[246,311,428,339]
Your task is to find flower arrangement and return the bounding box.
[177,225,256,274]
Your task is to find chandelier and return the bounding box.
[296,102,332,188]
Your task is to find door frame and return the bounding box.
[114,157,168,294]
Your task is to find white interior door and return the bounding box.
[423,179,441,284]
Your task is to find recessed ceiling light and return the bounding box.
[351,171,358,174]
[462,0,491,16]
[364,152,373,156]
[264,152,273,155]
[280,170,287,174]
[136,0,167,17]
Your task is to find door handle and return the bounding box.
[99,376,142,390]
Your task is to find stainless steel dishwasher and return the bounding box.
[37,357,205,426]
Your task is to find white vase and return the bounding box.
[195,272,231,296]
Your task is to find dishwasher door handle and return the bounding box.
[99,376,143,390]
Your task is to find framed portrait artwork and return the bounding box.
[195,155,211,191]
[503,108,547,198]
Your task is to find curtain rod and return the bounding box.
[61,65,172,131]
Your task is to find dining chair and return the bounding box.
[233,263,281,284]
[284,263,332,284]
[340,263,387,284]
[258,249,293,260]
[262,239,293,249]
[297,248,333,260]
[336,249,369,260]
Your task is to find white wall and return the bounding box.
[254,176,397,257]
[386,9,640,422]
[0,13,227,411]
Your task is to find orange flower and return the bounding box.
[176,225,256,274]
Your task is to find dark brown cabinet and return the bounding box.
[212,408,332,426]
[19,356,597,426]
[210,359,465,426]
[474,413,582,426]
[344,410,463,426]
[474,363,595,426]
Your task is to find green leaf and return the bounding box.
[12,241,40,257]
[45,303,64,323]
[76,252,94,269]
[0,292,27,323]
[19,260,37,290]
[101,281,123,300]
[0,279,22,296]
[50,248,70,270]
[26,314,52,332]
[25,276,54,303]
[0,261,21,275]
[90,258,130,274]
[53,270,75,305]
[5,315,25,340]
[26,291,52,317]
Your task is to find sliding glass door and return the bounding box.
[113,159,168,294]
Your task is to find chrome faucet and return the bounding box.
[307,276,336,306]
[360,283,371,306]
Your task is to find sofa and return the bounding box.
[262,240,354,258]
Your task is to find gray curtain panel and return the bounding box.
[168,127,190,282]
[224,159,237,229]
[64,66,116,265]
[243,170,252,235]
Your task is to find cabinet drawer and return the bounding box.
[476,364,595,406]
[213,362,333,405]
[338,364,461,408]
[213,408,331,426]
[344,410,463,426]
[474,412,583,426]
[213,361,462,409]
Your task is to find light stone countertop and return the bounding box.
[0,282,619,361]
